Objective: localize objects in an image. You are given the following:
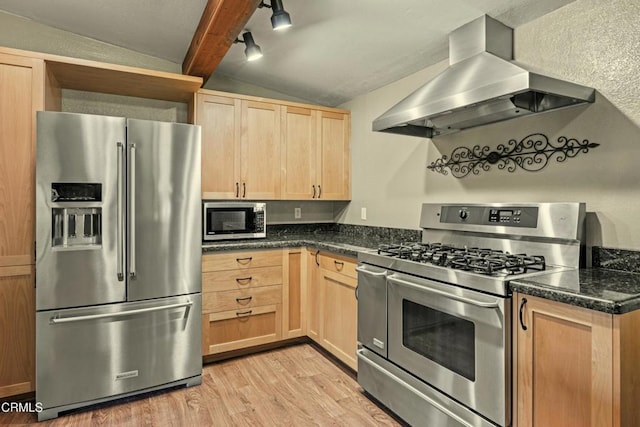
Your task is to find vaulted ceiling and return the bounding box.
[0,0,576,106]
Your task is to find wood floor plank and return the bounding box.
[0,344,403,426]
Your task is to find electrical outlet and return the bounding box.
[361,207,367,220]
[294,207,301,219]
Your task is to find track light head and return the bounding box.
[234,31,263,61]
[259,0,292,31]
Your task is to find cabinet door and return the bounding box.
[197,94,241,199]
[306,250,321,342]
[317,111,350,200]
[240,100,281,199]
[0,54,44,267]
[320,268,357,370]
[283,249,305,338]
[0,266,35,397]
[281,106,317,199]
[515,293,613,427]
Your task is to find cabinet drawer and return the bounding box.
[202,304,282,355]
[202,249,283,273]
[319,254,357,279]
[203,266,282,292]
[203,285,282,313]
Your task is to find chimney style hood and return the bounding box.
[372,15,596,138]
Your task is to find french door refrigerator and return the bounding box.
[35,111,202,421]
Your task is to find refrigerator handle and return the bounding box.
[128,142,137,279]
[117,142,125,281]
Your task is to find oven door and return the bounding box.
[387,273,510,427]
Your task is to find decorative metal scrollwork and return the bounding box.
[427,133,599,178]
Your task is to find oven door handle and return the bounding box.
[387,275,500,308]
[355,265,388,276]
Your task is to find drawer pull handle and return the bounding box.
[236,310,252,317]
[334,260,344,269]
[236,296,253,303]
[236,276,252,283]
[236,257,253,264]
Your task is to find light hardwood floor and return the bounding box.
[0,344,403,426]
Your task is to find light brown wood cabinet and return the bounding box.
[197,89,350,201]
[0,266,35,398]
[514,293,640,427]
[281,107,351,200]
[283,248,305,338]
[197,92,281,200]
[316,111,351,200]
[201,250,284,355]
[306,250,321,342]
[0,53,44,398]
[306,251,358,370]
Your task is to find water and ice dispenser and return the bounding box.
[50,183,102,249]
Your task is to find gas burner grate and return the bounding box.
[376,242,547,276]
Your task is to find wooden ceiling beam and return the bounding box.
[182,0,261,82]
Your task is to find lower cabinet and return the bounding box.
[201,249,284,355]
[514,293,640,427]
[0,265,35,398]
[201,247,358,371]
[307,251,358,370]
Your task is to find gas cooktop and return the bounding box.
[377,242,547,276]
[359,244,565,297]
[358,203,585,297]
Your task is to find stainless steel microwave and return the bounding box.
[202,202,266,241]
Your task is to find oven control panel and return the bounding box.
[440,205,539,228]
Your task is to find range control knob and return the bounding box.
[459,209,468,220]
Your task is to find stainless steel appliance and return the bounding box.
[357,202,585,427]
[202,201,266,241]
[372,15,595,138]
[35,111,202,421]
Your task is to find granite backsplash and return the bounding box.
[267,223,421,248]
[592,247,640,274]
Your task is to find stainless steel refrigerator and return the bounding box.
[35,111,202,421]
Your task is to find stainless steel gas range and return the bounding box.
[356,203,585,427]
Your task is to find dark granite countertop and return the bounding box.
[202,224,421,259]
[202,225,640,315]
[202,233,374,258]
[510,268,640,314]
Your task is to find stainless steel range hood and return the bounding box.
[372,15,596,138]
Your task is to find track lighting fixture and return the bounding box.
[259,0,292,31]
[234,31,263,61]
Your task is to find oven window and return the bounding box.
[402,299,476,381]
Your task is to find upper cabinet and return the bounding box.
[317,111,351,200]
[197,93,281,200]
[197,89,351,201]
[197,94,241,199]
[0,53,44,268]
[241,100,281,200]
[281,107,351,200]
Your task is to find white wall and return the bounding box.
[338,0,640,250]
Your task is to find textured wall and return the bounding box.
[339,0,640,250]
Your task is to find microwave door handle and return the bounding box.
[116,142,125,281]
[387,275,500,308]
[128,142,136,279]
